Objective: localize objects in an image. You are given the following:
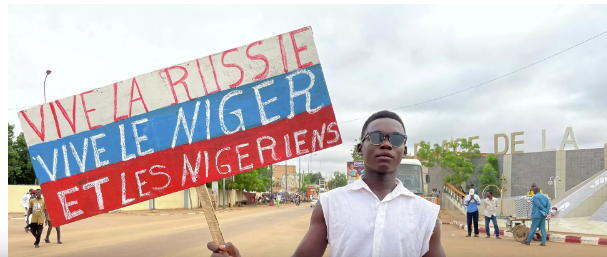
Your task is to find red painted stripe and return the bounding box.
[41,106,341,227]
[598,238,607,246]
[565,236,582,244]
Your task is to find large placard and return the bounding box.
[18,26,342,226]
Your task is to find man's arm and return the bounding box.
[423,219,446,257]
[20,195,29,207]
[26,200,33,223]
[533,195,547,215]
[207,200,329,257]
[463,195,470,206]
[292,201,329,257]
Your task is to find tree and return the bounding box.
[8,124,36,185]
[8,124,22,184]
[297,172,323,195]
[350,139,364,161]
[328,171,347,190]
[417,139,481,187]
[15,133,36,184]
[218,167,272,192]
[479,154,499,195]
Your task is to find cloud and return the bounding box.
[8,5,607,181]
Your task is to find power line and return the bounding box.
[8,104,39,111]
[337,29,607,125]
[8,30,606,115]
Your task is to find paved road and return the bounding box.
[8,205,605,257]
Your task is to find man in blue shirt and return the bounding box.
[464,188,481,237]
[522,187,551,246]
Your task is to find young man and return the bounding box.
[22,189,35,233]
[211,192,217,211]
[483,191,501,239]
[207,110,446,257]
[470,184,478,195]
[522,187,550,246]
[464,188,481,237]
[430,188,440,198]
[20,189,34,216]
[526,183,543,197]
[26,189,46,248]
[44,213,62,244]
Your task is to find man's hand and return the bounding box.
[45,220,48,226]
[207,241,240,257]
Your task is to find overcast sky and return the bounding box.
[8,5,607,180]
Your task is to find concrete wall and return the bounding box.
[511,151,556,198]
[7,185,41,213]
[559,169,607,218]
[589,194,607,222]
[566,148,606,191]
[428,166,449,196]
[428,147,606,201]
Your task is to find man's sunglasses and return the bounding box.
[362,131,407,147]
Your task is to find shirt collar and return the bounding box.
[348,174,417,198]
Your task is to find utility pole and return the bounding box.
[285,160,288,201]
[270,164,273,200]
[222,178,226,209]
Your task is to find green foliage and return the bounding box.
[416,139,481,186]
[297,172,323,194]
[8,123,36,185]
[219,167,272,192]
[479,154,500,195]
[350,139,364,161]
[328,171,347,190]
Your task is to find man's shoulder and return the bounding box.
[323,186,350,197]
[407,195,441,212]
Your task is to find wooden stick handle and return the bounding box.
[196,185,226,248]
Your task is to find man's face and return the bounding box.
[357,118,407,173]
[486,192,491,198]
[35,190,41,198]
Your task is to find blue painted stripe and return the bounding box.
[30,64,331,184]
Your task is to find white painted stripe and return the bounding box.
[19,27,320,146]
[581,236,600,245]
[551,234,566,242]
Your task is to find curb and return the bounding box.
[451,220,607,246]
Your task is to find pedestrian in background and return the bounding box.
[483,191,501,239]
[522,187,550,246]
[464,188,481,237]
[44,213,62,244]
[26,189,46,248]
[20,189,34,216]
[21,189,35,233]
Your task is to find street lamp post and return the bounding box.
[44,70,52,103]
[549,176,561,199]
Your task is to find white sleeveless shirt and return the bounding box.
[320,177,440,257]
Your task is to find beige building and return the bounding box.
[272,165,300,194]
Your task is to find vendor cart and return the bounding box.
[498,216,550,242]
[497,196,551,242]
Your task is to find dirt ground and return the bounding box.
[8,204,605,257]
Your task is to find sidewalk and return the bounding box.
[451,220,607,246]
